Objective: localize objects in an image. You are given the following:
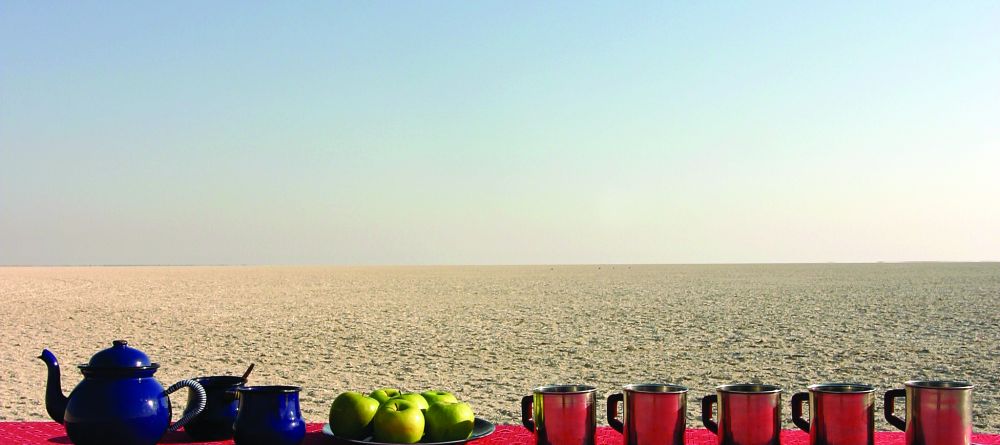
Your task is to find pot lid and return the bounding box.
[85,340,154,368]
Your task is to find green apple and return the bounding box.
[421,390,459,405]
[424,402,475,442]
[370,388,401,404]
[390,392,429,410]
[373,399,425,443]
[328,391,380,439]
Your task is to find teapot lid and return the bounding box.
[84,340,156,369]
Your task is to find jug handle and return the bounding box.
[165,379,207,432]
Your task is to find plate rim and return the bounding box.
[322,417,495,445]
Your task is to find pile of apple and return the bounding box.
[329,388,475,443]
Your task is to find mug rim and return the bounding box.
[904,380,973,390]
[235,385,301,393]
[192,375,247,387]
[716,383,782,394]
[623,383,688,394]
[533,384,597,394]
[807,382,876,393]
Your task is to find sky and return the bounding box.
[1,1,998,265]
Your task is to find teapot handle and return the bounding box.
[164,379,207,432]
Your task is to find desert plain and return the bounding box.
[1,263,998,432]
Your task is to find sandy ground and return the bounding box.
[1,264,998,432]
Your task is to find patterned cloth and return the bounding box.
[2,423,999,445]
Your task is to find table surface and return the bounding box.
[2,423,999,445]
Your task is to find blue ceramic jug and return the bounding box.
[232,385,306,445]
[183,375,245,440]
[39,340,207,445]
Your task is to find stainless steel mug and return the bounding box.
[701,384,781,445]
[791,383,875,445]
[521,385,597,445]
[607,384,687,445]
[884,380,973,445]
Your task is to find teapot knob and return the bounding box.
[113,340,128,347]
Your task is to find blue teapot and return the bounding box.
[39,340,207,445]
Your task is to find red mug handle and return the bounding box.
[521,395,535,432]
[606,393,624,433]
[884,388,907,431]
[791,392,810,432]
[701,394,718,434]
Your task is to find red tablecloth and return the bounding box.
[2,423,999,445]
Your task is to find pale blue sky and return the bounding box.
[2,1,998,265]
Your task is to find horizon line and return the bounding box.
[1,260,998,268]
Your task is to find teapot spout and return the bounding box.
[38,349,67,424]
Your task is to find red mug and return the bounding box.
[607,384,687,445]
[521,385,597,445]
[884,380,973,445]
[701,384,781,445]
[791,383,875,445]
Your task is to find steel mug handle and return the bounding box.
[701,394,719,434]
[521,395,535,432]
[884,388,907,431]
[791,392,810,432]
[164,379,207,432]
[607,393,624,433]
